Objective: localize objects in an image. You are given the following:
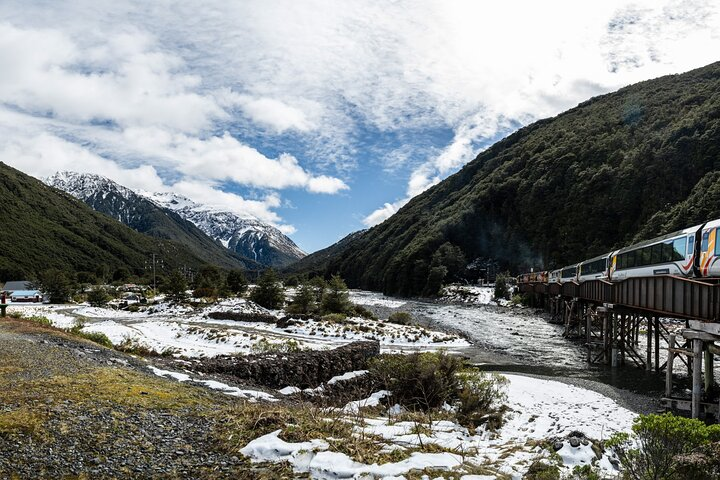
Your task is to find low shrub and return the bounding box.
[23,315,52,327]
[207,311,277,324]
[251,338,303,354]
[387,312,412,325]
[351,304,377,320]
[74,331,113,348]
[456,371,508,428]
[524,460,560,480]
[370,351,463,410]
[607,412,720,480]
[321,313,347,324]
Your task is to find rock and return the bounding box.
[569,437,581,448]
[193,341,380,388]
[553,441,564,451]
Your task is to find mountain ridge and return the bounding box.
[46,172,305,268]
[0,162,238,281]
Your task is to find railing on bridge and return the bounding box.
[518,275,720,322]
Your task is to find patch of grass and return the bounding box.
[0,407,46,438]
[115,337,178,357]
[0,366,217,411]
[21,315,52,327]
[73,330,113,348]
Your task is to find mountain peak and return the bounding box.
[46,171,305,267]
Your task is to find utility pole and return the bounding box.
[152,253,157,293]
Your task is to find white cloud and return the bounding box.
[218,92,316,133]
[0,131,288,228]
[0,0,719,237]
[121,127,348,193]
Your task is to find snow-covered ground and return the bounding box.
[6,297,469,358]
[241,374,635,479]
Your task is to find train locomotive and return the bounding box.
[518,219,720,284]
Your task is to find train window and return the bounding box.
[662,242,674,263]
[672,238,686,261]
[651,244,662,264]
[716,229,720,256]
[627,251,637,268]
[688,235,694,256]
[641,247,652,266]
[702,231,709,252]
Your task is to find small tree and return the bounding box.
[607,413,719,480]
[87,287,111,307]
[286,283,316,315]
[250,269,285,310]
[37,269,73,304]
[321,275,351,315]
[226,270,248,296]
[308,276,327,303]
[494,273,510,300]
[423,265,447,297]
[193,265,226,298]
[163,269,188,303]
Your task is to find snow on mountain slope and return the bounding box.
[148,191,306,266]
[46,172,305,268]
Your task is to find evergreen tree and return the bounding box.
[423,265,447,297]
[87,287,111,307]
[494,273,510,300]
[226,270,248,296]
[37,269,73,304]
[164,269,188,302]
[287,283,316,315]
[250,269,285,310]
[308,276,328,303]
[193,265,226,298]
[321,275,351,314]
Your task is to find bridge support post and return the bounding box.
[666,334,675,397]
[655,317,661,373]
[693,339,703,419]
[611,314,618,368]
[705,347,714,394]
[646,316,653,372]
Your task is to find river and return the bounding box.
[350,290,668,407]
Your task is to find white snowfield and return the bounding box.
[8,297,469,358]
[241,374,636,479]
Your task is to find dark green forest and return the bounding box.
[0,163,241,281]
[290,61,720,297]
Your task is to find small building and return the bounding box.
[2,281,33,295]
[10,290,43,303]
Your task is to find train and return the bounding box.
[517,218,720,284]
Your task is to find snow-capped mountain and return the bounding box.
[147,192,306,267]
[46,172,305,268]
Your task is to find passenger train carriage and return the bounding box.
[517,218,720,284]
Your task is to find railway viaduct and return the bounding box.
[518,275,720,420]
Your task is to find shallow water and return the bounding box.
[350,290,668,397]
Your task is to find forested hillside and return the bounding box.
[0,163,246,281]
[46,172,258,271]
[291,61,720,296]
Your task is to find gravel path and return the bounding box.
[0,319,269,479]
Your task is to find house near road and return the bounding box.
[1,281,45,303]
[10,290,43,303]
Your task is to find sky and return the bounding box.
[0,1,719,253]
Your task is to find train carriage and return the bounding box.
[699,219,720,277]
[609,225,699,281]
